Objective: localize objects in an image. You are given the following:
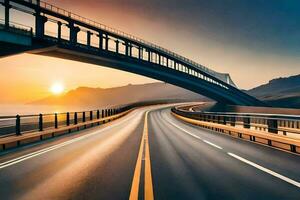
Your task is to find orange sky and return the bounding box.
[0,0,299,104]
[0,54,156,103]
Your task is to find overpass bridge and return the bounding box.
[0,0,265,106]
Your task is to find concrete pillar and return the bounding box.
[158,55,161,65]
[87,31,92,46]
[98,32,103,50]
[105,34,109,50]
[3,0,11,29]
[129,44,132,56]
[68,21,80,44]
[57,21,62,41]
[148,50,151,62]
[125,41,129,56]
[138,47,142,59]
[35,14,48,38]
[115,40,119,53]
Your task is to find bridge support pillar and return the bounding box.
[115,40,119,53]
[98,32,103,50]
[129,44,132,56]
[57,21,62,41]
[125,41,129,56]
[3,0,11,29]
[105,34,109,50]
[35,14,48,38]
[148,51,152,62]
[138,47,142,59]
[158,55,161,65]
[69,21,80,44]
[147,50,151,62]
[87,31,92,46]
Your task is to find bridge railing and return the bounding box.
[17,0,220,79]
[0,18,33,36]
[0,0,265,105]
[172,107,300,139]
[1,1,232,91]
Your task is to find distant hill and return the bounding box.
[247,74,300,108]
[31,82,208,107]
[31,74,300,109]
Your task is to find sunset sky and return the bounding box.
[0,0,299,103]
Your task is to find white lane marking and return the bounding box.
[227,152,300,188]
[167,120,202,140]
[165,111,300,188]
[203,140,223,149]
[0,138,79,167]
[0,112,140,170]
[166,119,224,150]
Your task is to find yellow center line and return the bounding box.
[144,113,154,200]
[129,111,154,200]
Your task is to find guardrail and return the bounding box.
[0,101,172,151]
[173,106,300,138]
[0,101,166,138]
[171,106,300,154]
[0,108,121,138]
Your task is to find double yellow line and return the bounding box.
[129,111,154,200]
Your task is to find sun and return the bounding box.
[50,83,64,95]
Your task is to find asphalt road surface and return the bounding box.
[0,106,299,200]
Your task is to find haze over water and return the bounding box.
[0,104,102,116]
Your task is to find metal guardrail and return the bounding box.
[172,107,300,138]
[171,107,300,154]
[0,108,119,137]
[0,100,173,137]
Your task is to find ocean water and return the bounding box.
[0,104,102,116]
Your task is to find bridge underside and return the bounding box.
[0,0,267,107]
[0,31,265,106]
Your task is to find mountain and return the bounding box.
[32,74,300,109]
[31,82,208,107]
[247,74,300,108]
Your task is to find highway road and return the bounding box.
[0,106,299,200]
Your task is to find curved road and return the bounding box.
[0,106,299,200]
